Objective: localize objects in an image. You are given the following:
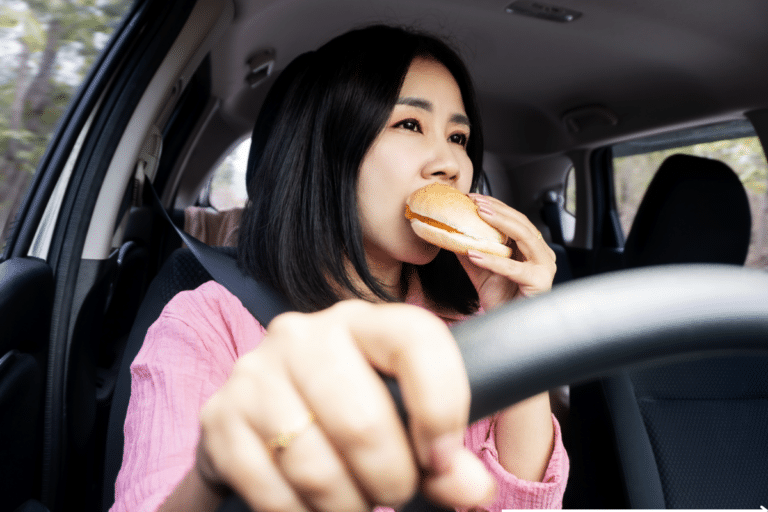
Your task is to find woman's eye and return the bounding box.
[450,133,469,147]
[395,119,421,132]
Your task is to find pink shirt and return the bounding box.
[111,281,568,511]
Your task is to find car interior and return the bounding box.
[1,0,767,511]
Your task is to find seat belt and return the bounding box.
[145,175,291,326]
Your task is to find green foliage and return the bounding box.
[0,5,46,52]
[0,0,132,241]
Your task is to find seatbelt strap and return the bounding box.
[145,175,292,326]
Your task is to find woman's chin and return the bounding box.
[406,238,442,265]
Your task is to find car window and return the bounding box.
[202,137,250,210]
[612,119,768,269]
[0,0,133,251]
[562,165,576,242]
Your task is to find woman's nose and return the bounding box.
[422,141,461,182]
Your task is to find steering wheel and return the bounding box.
[218,263,768,511]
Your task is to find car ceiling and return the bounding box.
[205,0,768,166]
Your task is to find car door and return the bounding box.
[0,1,202,510]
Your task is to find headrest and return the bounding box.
[623,154,751,268]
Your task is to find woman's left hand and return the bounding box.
[457,193,557,311]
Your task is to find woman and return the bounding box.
[112,25,567,512]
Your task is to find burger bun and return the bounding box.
[405,183,512,258]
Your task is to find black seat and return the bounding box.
[602,354,768,508]
[623,153,751,267]
[565,153,768,508]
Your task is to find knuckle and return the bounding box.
[267,311,310,340]
[289,458,344,498]
[335,407,389,449]
[325,299,376,327]
[545,259,558,276]
[228,354,274,396]
[396,305,449,341]
[330,298,371,315]
[265,312,321,359]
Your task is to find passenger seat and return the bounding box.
[623,153,751,267]
[566,153,768,508]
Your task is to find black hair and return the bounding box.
[238,24,484,313]
[245,51,315,188]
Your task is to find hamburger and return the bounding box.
[405,183,513,258]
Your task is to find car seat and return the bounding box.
[623,153,751,267]
[565,153,768,508]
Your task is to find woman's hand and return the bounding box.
[451,195,557,484]
[458,193,557,311]
[191,300,496,512]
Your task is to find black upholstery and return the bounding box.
[623,154,751,267]
[549,243,573,285]
[621,357,768,508]
[0,258,52,512]
[595,154,767,508]
[101,248,225,511]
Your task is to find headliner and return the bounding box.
[208,0,768,159]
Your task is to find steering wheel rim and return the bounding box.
[220,263,768,512]
[457,263,768,422]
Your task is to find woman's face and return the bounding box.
[357,57,474,274]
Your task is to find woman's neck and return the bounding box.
[368,259,404,300]
[340,254,404,303]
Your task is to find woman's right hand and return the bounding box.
[193,300,496,512]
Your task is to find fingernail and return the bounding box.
[467,249,483,260]
[477,204,493,216]
[430,433,464,474]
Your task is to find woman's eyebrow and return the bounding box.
[396,97,471,127]
[451,113,471,128]
[397,96,432,111]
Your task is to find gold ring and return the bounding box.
[536,231,543,240]
[267,412,315,454]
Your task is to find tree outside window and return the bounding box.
[0,0,133,250]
